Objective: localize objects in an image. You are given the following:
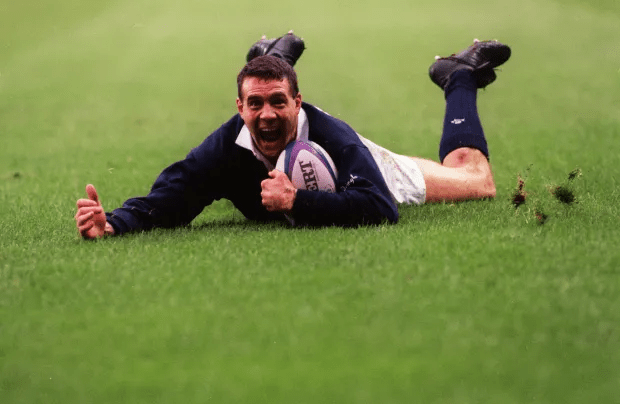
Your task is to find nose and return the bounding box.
[260,104,276,120]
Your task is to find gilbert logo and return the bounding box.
[451,118,466,125]
[298,161,318,191]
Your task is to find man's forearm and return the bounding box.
[291,188,398,227]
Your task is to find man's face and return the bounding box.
[237,77,302,164]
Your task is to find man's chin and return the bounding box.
[257,140,284,161]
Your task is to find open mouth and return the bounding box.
[257,127,282,142]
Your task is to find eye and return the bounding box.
[248,99,262,109]
[271,97,287,107]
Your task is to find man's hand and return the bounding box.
[75,184,114,239]
[261,170,297,212]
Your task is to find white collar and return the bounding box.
[235,107,309,170]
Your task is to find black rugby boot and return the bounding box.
[429,39,511,90]
[246,31,305,67]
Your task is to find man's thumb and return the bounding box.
[86,184,100,204]
[270,169,284,179]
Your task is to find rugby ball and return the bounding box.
[276,140,338,193]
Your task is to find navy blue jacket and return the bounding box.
[106,102,398,234]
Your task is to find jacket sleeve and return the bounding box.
[289,104,399,227]
[105,121,236,235]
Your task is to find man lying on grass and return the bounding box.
[75,31,510,238]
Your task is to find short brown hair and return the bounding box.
[237,55,299,99]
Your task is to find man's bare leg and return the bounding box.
[411,147,495,203]
[416,39,510,203]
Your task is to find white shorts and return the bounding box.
[358,135,426,205]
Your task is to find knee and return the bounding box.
[443,147,484,168]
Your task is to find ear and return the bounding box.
[236,97,243,115]
[294,92,302,112]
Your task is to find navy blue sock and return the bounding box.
[439,70,488,162]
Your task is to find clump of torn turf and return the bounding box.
[552,186,576,204]
[512,166,531,209]
[567,168,582,181]
[535,209,549,225]
[551,168,582,205]
[512,167,583,226]
[512,175,527,208]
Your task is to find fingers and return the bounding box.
[78,220,95,236]
[261,179,275,211]
[76,198,99,208]
[76,211,95,228]
[75,184,104,239]
[262,171,276,188]
[261,171,296,212]
[261,195,278,212]
[262,170,291,191]
[86,184,99,205]
[75,207,105,239]
[75,210,96,238]
[75,206,103,221]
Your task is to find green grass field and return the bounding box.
[2,0,620,402]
